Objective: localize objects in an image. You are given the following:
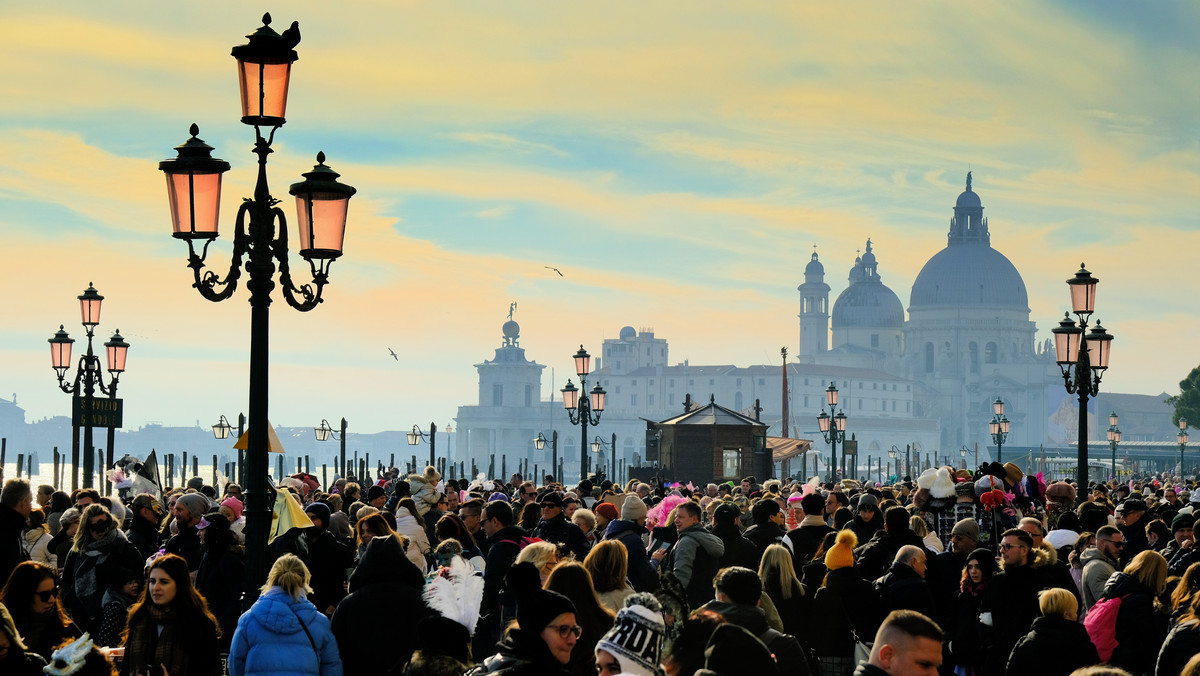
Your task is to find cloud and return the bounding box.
[446,132,569,158]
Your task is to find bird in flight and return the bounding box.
[545,266,563,276]
[388,348,398,361]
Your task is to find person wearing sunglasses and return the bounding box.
[469,562,579,676]
[1081,525,1125,616]
[60,504,142,634]
[0,561,81,661]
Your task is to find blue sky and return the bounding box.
[0,1,1197,436]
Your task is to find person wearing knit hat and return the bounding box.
[593,501,619,533]
[594,593,666,676]
[702,623,776,676]
[175,492,210,523]
[951,518,981,546]
[810,529,880,672]
[469,562,579,675]
[824,529,857,571]
[620,493,648,522]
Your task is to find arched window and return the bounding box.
[734,392,744,410]
[924,343,934,373]
[985,342,998,364]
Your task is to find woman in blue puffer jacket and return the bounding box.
[229,554,342,676]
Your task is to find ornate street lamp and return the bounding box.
[816,382,847,481]
[47,284,130,489]
[159,14,356,604]
[562,345,606,482]
[213,413,246,483]
[315,418,348,477]
[533,431,559,482]
[1178,418,1189,479]
[407,423,438,468]
[1106,412,1121,481]
[213,415,233,439]
[1051,264,1114,489]
[989,397,1011,462]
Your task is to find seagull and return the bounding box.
[544,266,563,276]
[281,21,301,49]
[388,348,398,360]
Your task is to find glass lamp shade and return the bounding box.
[591,439,602,454]
[561,380,579,410]
[1107,427,1117,443]
[1067,264,1098,315]
[999,416,1010,434]
[960,448,968,457]
[160,125,231,239]
[214,417,232,440]
[1113,429,1122,443]
[1052,313,1082,364]
[315,421,332,442]
[407,428,421,445]
[231,14,299,127]
[533,434,546,451]
[103,330,129,373]
[989,418,1000,436]
[1180,418,1188,431]
[78,283,104,327]
[1179,431,1189,446]
[993,397,1004,416]
[1110,411,1119,427]
[817,410,830,433]
[1084,322,1113,370]
[834,410,847,432]
[889,448,897,459]
[590,385,606,412]
[825,382,839,407]
[572,346,591,377]
[48,326,74,372]
[289,153,356,260]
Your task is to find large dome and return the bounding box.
[910,173,1029,311]
[910,244,1028,310]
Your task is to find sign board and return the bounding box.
[843,438,858,456]
[72,397,123,428]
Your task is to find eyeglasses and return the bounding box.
[89,520,111,533]
[998,543,1026,551]
[524,492,537,497]
[36,586,59,602]
[547,624,583,639]
[1101,539,1125,548]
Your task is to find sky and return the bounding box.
[1,1,1197,436]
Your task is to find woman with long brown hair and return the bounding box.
[120,553,221,676]
[0,561,81,660]
[583,540,632,614]
[60,504,142,634]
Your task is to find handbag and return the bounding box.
[837,595,873,665]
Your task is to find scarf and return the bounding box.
[73,528,126,619]
[960,578,988,597]
[127,604,189,676]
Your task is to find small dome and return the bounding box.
[805,252,824,276]
[619,326,636,340]
[956,190,982,208]
[502,320,520,339]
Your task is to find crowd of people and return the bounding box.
[1,459,1199,676]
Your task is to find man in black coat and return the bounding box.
[982,529,1049,674]
[854,506,925,581]
[124,494,163,561]
[303,501,355,616]
[331,533,429,675]
[785,493,835,577]
[1117,498,1151,565]
[698,567,812,676]
[711,502,759,570]
[476,500,525,657]
[529,492,590,560]
[875,545,937,620]
[742,498,787,566]
[165,492,208,571]
[0,479,33,585]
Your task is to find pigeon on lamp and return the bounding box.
[281,20,301,49]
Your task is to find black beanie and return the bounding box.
[507,562,576,632]
[704,624,775,675]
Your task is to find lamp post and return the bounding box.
[562,345,606,482]
[888,446,898,481]
[816,382,847,482]
[158,14,357,604]
[1051,264,1114,490]
[989,397,1010,463]
[960,446,968,470]
[1178,418,1189,479]
[534,431,559,482]
[213,413,246,484]
[1105,412,1121,481]
[48,284,129,489]
[407,423,437,468]
[591,433,618,483]
[316,418,347,478]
